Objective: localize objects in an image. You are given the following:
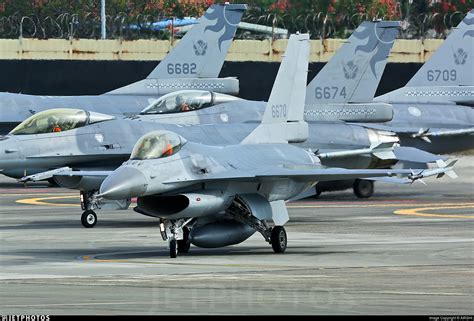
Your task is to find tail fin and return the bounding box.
[241,33,310,144]
[306,21,400,104]
[147,3,247,79]
[406,10,474,87]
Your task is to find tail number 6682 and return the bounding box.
[167,63,197,75]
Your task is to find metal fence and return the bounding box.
[0,11,468,40]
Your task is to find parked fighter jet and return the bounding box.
[0,19,404,178]
[353,10,474,154]
[93,34,456,257]
[0,19,443,206]
[0,3,246,134]
[135,20,400,125]
[132,19,411,198]
[310,11,474,197]
[6,33,454,230]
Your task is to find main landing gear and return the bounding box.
[228,195,287,254]
[270,226,287,253]
[313,179,375,199]
[353,179,374,199]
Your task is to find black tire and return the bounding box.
[177,227,190,253]
[314,186,322,198]
[47,178,59,187]
[271,226,287,253]
[353,179,374,199]
[169,239,177,258]
[81,210,97,228]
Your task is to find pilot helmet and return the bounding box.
[175,94,185,105]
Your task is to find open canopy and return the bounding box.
[9,109,115,135]
[130,131,186,160]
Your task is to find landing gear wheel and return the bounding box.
[353,179,374,199]
[314,187,322,198]
[271,226,287,253]
[47,178,59,187]
[81,210,97,228]
[169,239,177,258]
[177,227,190,254]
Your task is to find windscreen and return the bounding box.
[130,132,183,160]
[141,91,213,114]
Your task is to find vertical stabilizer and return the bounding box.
[147,3,246,79]
[306,21,400,104]
[406,10,474,87]
[241,33,310,144]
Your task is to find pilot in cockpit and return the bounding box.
[175,94,190,112]
[48,116,62,133]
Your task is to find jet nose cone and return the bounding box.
[99,167,148,200]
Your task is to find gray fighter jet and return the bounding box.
[0,20,443,203]
[0,3,246,134]
[7,33,454,229]
[352,10,474,154]
[0,19,403,180]
[135,20,400,125]
[93,34,456,257]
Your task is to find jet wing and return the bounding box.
[163,163,456,185]
[350,123,474,143]
[20,168,113,182]
[351,122,474,136]
[53,170,113,177]
[348,122,424,134]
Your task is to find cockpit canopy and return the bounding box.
[130,131,186,160]
[140,90,239,115]
[9,108,115,135]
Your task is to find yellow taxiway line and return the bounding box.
[16,195,80,207]
[15,196,474,219]
[394,204,474,219]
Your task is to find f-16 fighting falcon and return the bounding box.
[354,9,474,154]
[5,33,456,229]
[95,34,456,258]
[135,19,400,125]
[0,19,404,180]
[0,3,246,134]
[0,19,449,209]
[135,19,442,198]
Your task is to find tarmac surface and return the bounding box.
[0,156,473,315]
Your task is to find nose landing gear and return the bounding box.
[81,210,97,228]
